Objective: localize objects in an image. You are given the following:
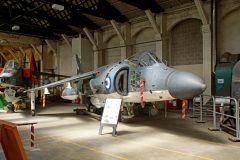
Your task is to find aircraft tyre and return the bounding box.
[120,116,129,123]
[31,110,35,116]
[89,105,97,113]
[119,112,131,123]
[75,109,85,115]
[7,104,15,113]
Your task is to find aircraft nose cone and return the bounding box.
[167,71,206,99]
[201,83,207,91]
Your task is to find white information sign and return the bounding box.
[101,98,122,125]
[217,79,224,84]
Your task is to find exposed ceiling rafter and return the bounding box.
[39,0,128,23]
[0,0,192,40]
[119,0,164,13]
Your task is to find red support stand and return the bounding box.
[182,99,187,120]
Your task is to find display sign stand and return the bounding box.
[99,98,122,137]
[99,124,118,137]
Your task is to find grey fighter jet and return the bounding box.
[28,51,206,117]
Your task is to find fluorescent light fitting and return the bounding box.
[44,88,50,95]
[12,25,20,31]
[52,4,64,11]
[0,39,8,44]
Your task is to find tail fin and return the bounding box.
[30,52,37,72]
[29,52,38,82]
[75,54,84,74]
[75,54,84,93]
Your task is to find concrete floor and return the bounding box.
[0,103,240,160]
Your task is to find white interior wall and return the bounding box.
[43,50,54,70]
[170,19,203,66]
[133,27,155,54]
[81,38,93,72]
[173,64,203,79]
[59,44,72,76]
[58,37,93,76]
[103,35,121,65]
[218,7,240,56]
[72,38,81,75]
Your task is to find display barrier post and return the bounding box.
[208,96,220,131]
[17,122,40,151]
[196,95,205,123]
[30,91,35,116]
[190,104,198,118]
[164,101,167,118]
[229,99,240,142]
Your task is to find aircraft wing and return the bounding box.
[27,71,96,92]
[37,71,70,78]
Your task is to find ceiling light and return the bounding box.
[52,4,64,11]
[0,39,8,44]
[12,25,20,31]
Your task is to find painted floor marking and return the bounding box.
[63,139,128,160]
[115,137,214,160]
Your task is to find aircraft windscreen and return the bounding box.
[4,61,13,68]
[3,60,20,73]
[149,53,161,63]
[128,52,161,67]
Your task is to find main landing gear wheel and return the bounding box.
[75,109,85,115]
[89,105,97,113]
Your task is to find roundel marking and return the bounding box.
[105,76,112,90]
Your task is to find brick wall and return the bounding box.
[171,19,203,65]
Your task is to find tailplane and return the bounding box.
[75,54,84,74]
[75,54,84,93]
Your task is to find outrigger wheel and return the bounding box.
[31,110,36,116]
[7,104,15,113]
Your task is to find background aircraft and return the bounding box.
[0,53,69,89]
[27,51,206,119]
[0,60,24,88]
[0,54,69,112]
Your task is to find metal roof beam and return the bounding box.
[194,0,208,25]
[145,10,161,36]
[0,52,8,61]
[19,47,26,57]
[7,49,18,60]
[110,20,124,42]
[0,5,82,34]
[83,28,97,49]
[61,34,72,49]
[0,2,44,28]
[39,0,127,22]
[0,18,76,36]
[30,44,42,60]
[0,25,60,40]
[44,40,57,55]
[98,0,128,22]
[119,0,164,13]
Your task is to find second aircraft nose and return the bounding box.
[167,71,206,99]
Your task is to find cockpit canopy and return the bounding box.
[127,52,161,67]
[2,60,20,73]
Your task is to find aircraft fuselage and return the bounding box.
[87,52,206,108]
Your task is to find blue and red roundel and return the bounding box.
[105,76,112,90]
